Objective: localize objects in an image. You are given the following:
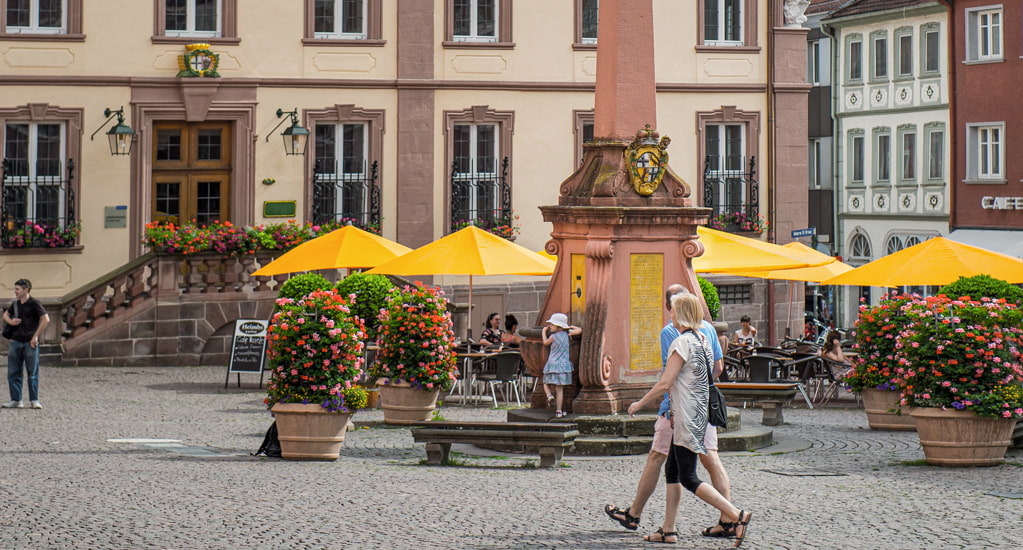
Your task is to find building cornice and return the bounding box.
[0,75,770,94]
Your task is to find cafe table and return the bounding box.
[452,347,502,405]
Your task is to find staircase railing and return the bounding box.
[59,252,287,340]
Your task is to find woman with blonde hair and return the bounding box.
[628,292,753,547]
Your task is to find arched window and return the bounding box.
[849,232,871,262]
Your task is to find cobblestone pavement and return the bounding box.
[1,366,1021,549]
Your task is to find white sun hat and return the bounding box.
[546,313,569,329]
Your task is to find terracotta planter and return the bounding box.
[270,403,352,461]
[910,408,1016,467]
[861,388,915,431]
[377,379,439,425]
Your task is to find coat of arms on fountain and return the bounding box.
[624,125,671,196]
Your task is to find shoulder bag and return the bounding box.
[682,328,728,428]
[2,301,17,340]
[702,332,729,428]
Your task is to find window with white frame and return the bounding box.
[851,134,864,183]
[704,124,749,216]
[900,129,916,181]
[849,232,871,262]
[922,27,940,74]
[446,107,514,235]
[872,35,888,80]
[579,0,597,45]
[808,40,821,85]
[306,106,384,229]
[926,126,944,180]
[313,123,373,226]
[703,0,742,46]
[574,109,594,166]
[876,131,891,183]
[164,0,220,38]
[847,38,862,81]
[313,0,366,39]
[897,31,913,77]
[966,123,1004,180]
[809,138,821,189]
[452,124,501,223]
[2,121,74,244]
[453,0,497,42]
[3,0,65,33]
[966,7,1002,62]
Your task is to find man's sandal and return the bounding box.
[603,504,639,530]
[643,527,677,544]
[701,521,736,538]
[733,510,753,548]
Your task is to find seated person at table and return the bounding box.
[820,331,852,379]
[479,312,505,346]
[502,314,522,347]
[732,316,757,348]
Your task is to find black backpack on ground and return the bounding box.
[253,421,282,458]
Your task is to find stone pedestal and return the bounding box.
[538,140,709,414]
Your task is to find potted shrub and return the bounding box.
[277,272,333,302]
[336,272,395,408]
[369,282,458,424]
[264,288,368,460]
[938,274,1023,305]
[891,295,1023,466]
[336,272,394,341]
[847,293,917,430]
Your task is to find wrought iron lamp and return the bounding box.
[90,107,135,156]
[266,108,309,156]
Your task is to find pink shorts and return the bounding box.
[651,415,718,454]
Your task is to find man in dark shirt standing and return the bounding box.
[3,279,50,409]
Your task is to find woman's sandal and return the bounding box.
[603,504,640,531]
[701,521,736,538]
[643,527,677,544]
[733,510,753,548]
[546,394,555,408]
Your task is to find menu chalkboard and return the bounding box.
[225,319,269,388]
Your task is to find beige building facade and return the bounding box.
[1,1,808,356]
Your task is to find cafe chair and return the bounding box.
[808,357,848,406]
[476,351,522,407]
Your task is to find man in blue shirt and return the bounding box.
[605,283,735,540]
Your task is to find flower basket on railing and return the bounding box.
[3,221,81,249]
[706,212,768,235]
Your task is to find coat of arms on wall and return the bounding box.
[177,44,220,78]
[625,125,671,196]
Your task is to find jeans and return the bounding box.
[8,340,39,402]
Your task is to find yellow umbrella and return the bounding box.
[368,226,556,339]
[721,242,853,334]
[693,227,830,273]
[726,242,853,282]
[251,225,412,276]
[822,237,1023,286]
[537,249,557,261]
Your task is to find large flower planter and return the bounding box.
[270,403,352,461]
[861,388,915,431]
[377,379,440,425]
[910,408,1016,467]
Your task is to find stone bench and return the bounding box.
[410,421,579,468]
[716,382,799,426]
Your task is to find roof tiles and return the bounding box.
[827,0,942,19]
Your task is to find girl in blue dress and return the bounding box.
[541,312,582,418]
